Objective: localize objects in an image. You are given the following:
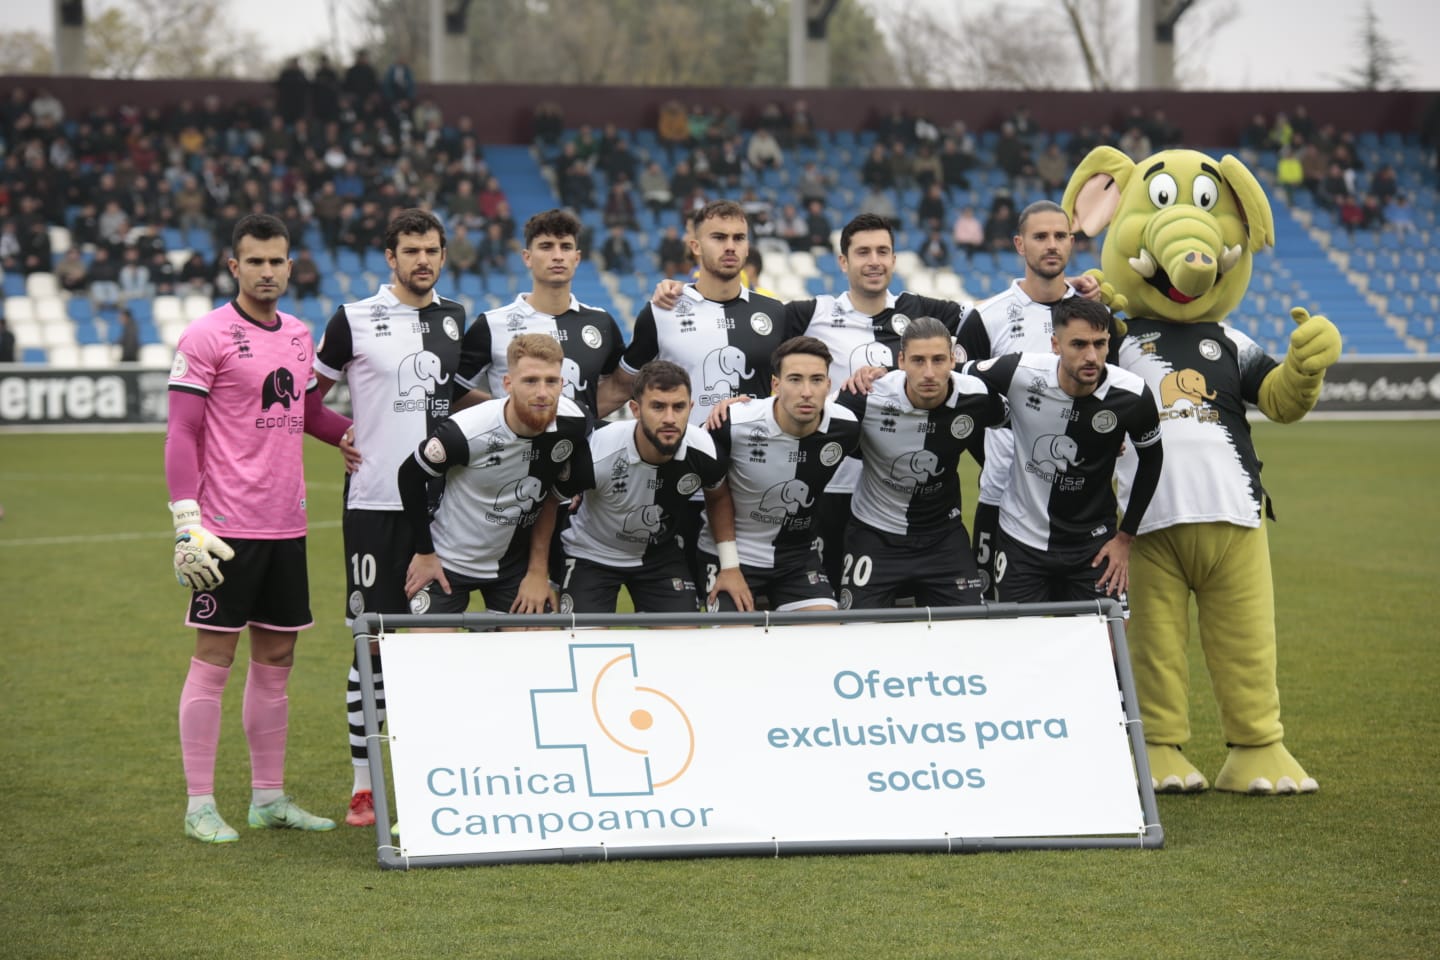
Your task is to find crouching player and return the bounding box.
[834,317,1005,609]
[557,360,751,614]
[698,336,861,611]
[962,296,1162,602]
[398,334,589,616]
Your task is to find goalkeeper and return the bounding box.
[164,214,353,844]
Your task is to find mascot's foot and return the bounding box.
[1146,743,1209,793]
[1214,743,1319,795]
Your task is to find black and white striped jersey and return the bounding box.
[963,352,1163,551]
[403,396,590,579]
[697,396,862,567]
[954,279,1080,509]
[558,421,727,569]
[834,369,1004,538]
[622,284,788,426]
[784,290,967,494]
[314,285,467,510]
[456,293,624,417]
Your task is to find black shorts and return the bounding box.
[838,520,983,610]
[673,496,706,586]
[993,528,1121,605]
[559,551,698,614]
[185,537,312,632]
[818,492,851,589]
[409,556,530,616]
[698,546,836,612]
[342,509,415,620]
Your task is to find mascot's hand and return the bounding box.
[1285,307,1341,377]
[1259,306,1339,423]
[1085,269,1128,335]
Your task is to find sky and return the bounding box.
[9,0,1440,90]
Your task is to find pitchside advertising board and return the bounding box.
[377,616,1147,862]
[0,358,1435,426]
[0,366,350,426]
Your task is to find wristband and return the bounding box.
[170,498,202,530]
[716,541,740,570]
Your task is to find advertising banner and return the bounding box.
[0,366,171,425]
[1312,357,1440,415]
[0,356,1432,427]
[379,615,1144,861]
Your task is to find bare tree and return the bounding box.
[872,0,1085,90]
[351,0,896,87]
[1336,0,1409,91]
[80,0,272,79]
[869,0,1238,91]
[0,30,54,74]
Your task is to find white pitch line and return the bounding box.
[0,519,343,548]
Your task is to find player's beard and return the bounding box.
[1027,251,1067,281]
[641,420,683,457]
[398,268,436,298]
[512,399,557,435]
[702,250,742,282]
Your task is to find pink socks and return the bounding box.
[243,660,291,791]
[179,657,229,796]
[179,657,293,795]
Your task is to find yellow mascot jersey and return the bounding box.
[1115,318,1278,532]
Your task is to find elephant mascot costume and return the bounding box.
[1063,147,1341,795]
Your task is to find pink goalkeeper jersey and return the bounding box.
[168,301,316,538]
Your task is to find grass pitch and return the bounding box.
[1,421,1437,958]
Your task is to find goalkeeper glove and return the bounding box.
[170,499,235,591]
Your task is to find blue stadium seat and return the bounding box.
[73,320,101,345]
[22,347,47,363]
[3,273,25,297]
[457,273,485,299]
[482,272,512,297]
[67,297,94,322]
[336,249,362,274]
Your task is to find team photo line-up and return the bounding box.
[167,195,1161,841]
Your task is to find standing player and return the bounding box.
[399,334,589,615]
[597,200,788,422]
[833,317,1005,609]
[698,336,860,611]
[781,213,968,587]
[598,199,788,569]
[953,200,1094,594]
[455,209,625,419]
[556,360,749,614]
[167,213,353,843]
[312,208,467,828]
[962,297,1163,602]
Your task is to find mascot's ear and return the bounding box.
[1062,146,1134,238]
[1220,154,1275,252]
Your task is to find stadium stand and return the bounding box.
[0,85,1435,365]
